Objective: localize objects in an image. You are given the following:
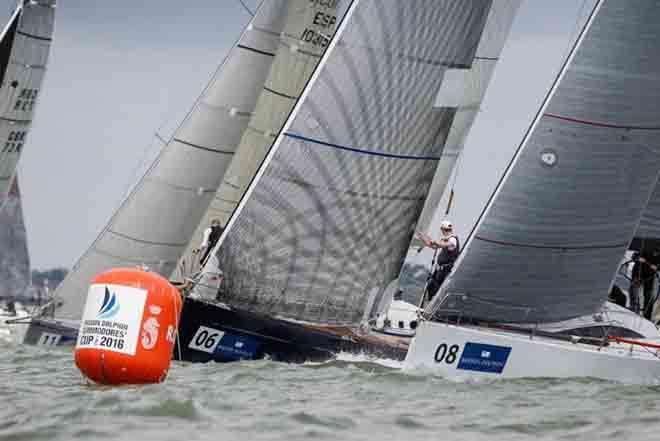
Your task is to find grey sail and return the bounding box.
[429,0,660,324]
[178,0,339,277]
[0,0,56,199]
[632,183,660,246]
[53,1,290,320]
[415,0,520,233]
[0,176,29,302]
[199,0,494,326]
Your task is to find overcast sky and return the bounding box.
[2,0,590,269]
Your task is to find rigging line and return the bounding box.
[237,0,255,17]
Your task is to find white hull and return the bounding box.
[404,321,660,383]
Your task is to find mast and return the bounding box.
[196,0,494,326]
[427,0,660,324]
[52,1,291,320]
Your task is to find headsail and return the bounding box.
[415,0,520,233]
[0,0,56,199]
[178,0,340,277]
[53,1,290,320]
[0,175,29,301]
[199,0,494,326]
[429,0,660,324]
[632,184,660,250]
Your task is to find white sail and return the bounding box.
[197,0,495,325]
[0,175,29,301]
[178,0,340,277]
[415,0,520,233]
[428,0,660,324]
[0,0,55,199]
[53,1,291,320]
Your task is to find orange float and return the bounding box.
[74,268,182,385]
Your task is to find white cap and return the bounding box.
[440,220,453,230]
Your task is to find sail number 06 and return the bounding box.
[188,326,225,354]
[434,343,460,364]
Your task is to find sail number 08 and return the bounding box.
[434,343,460,364]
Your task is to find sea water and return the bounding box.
[1,339,659,441]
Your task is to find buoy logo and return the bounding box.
[141,317,160,350]
[97,287,120,319]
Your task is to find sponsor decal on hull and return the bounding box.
[456,342,511,374]
[188,325,261,361]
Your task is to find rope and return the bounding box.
[237,0,255,17]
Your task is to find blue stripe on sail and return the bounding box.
[284,132,440,161]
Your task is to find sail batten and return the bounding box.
[429,0,660,324]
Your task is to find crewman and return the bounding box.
[415,220,460,303]
[631,248,660,319]
[199,219,223,265]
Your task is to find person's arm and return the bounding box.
[200,228,212,248]
[415,232,441,249]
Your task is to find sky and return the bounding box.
[1,0,591,270]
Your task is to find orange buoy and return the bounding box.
[74,268,182,385]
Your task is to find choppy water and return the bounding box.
[2,339,660,441]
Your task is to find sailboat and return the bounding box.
[0,0,56,341]
[404,0,660,382]
[175,0,512,363]
[20,0,332,346]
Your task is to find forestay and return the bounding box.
[429,0,660,324]
[179,0,339,276]
[53,1,290,320]
[415,0,520,233]
[0,0,55,199]
[204,0,493,325]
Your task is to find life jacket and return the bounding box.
[436,235,460,266]
[208,225,223,248]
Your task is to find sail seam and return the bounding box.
[92,247,176,266]
[107,229,187,248]
[263,86,297,100]
[0,116,30,124]
[284,132,440,160]
[237,44,276,57]
[145,177,216,194]
[173,138,235,155]
[544,113,660,130]
[16,30,51,41]
[475,235,627,250]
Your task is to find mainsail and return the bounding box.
[429,0,660,324]
[0,0,55,199]
[199,0,494,325]
[0,175,29,301]
[415,0,520,233]
[178,0,340,275]
[52,1,290,320]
